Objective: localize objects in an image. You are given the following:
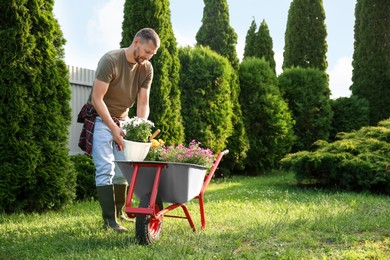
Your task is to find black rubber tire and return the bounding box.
[135,193,163,245]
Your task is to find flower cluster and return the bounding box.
[145,138,165,161]
[147,140,215,169]
[122,117,154,143]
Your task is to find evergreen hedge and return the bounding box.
[281,118,390,195]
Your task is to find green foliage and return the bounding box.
[281,118,390,194]
[196,0,248,176]
[351,0,390,124]
[122,117,154,143]
[0,0,76,212]
[218,72,250,177]
[244,19,276,74]
[255,20,276,74]
[330,96,369,141]
[239,58,295,174]
[120,0,184,145]
[70,155,97,201]
[283,0,328,71]
[278,67,333,151]
[243,19,258,59]
[196,0,239,70]
[178,46,234,156]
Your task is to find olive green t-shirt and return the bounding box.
[91,49,153,118]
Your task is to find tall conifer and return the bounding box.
[351,0,390,124]
[243,19,258,59]
[255,20,276,74]
[196,0,239,69]
[283,0,328,71]
[0,0,76,212]
[196,0,249,175]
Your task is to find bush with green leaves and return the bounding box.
[281,118,390,195]
[278,67,333,152]
[178,46,234,156]
[70,155,96,201]
[330,96,369,141]
[239,57,295,174]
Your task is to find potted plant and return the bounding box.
[121,117,155,161]
[146,139,215,169]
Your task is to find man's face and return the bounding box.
[133,39,158,65]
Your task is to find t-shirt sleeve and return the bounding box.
[95,53,115,84]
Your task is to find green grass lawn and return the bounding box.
[1,171,389,259]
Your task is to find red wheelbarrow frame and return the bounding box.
[124,150,228,232]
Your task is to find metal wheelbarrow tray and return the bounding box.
[114,150,228,245]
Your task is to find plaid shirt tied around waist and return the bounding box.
[77,103,120,156]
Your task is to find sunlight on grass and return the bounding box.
[1,171,389,259]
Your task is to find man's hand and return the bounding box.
[111,125,125,151]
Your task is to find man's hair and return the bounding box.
[135,28,160,48]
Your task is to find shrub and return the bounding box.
[281,118,390,194]
[278,67,333,151]
[330,96,369,141]
[178,46,234,156]
[70,155,96,201]
[239,58,295,174]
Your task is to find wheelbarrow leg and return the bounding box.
[180,204,196,231]
[198,194,206,230]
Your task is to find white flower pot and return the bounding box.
[123,139,151,161]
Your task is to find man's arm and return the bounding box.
[91,79,125,150]
[136,87,150,119]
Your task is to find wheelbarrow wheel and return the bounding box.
[136,193,163,245]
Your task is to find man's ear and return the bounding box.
[133,37,141,45]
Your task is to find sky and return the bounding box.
[53,0,356,99]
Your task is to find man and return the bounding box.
[80,28,160,232]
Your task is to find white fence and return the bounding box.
[67,66,95,155]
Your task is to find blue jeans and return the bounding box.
[92,117,127,187]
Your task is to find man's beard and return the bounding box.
[133,48,146,64]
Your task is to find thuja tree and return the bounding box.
[196,0,239,69]
[351,0,390,125]
[120,0,184,145]
[178,46,233,157]
[283,0,328,71]
[255,20,276,74]
[243,19,258,59]
[239,58,295,174]
[0,0,76,212]
[243,19,276,74]
[278,67,333,152]
[196,0,249,175]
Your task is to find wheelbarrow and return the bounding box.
[115,150,228,244]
